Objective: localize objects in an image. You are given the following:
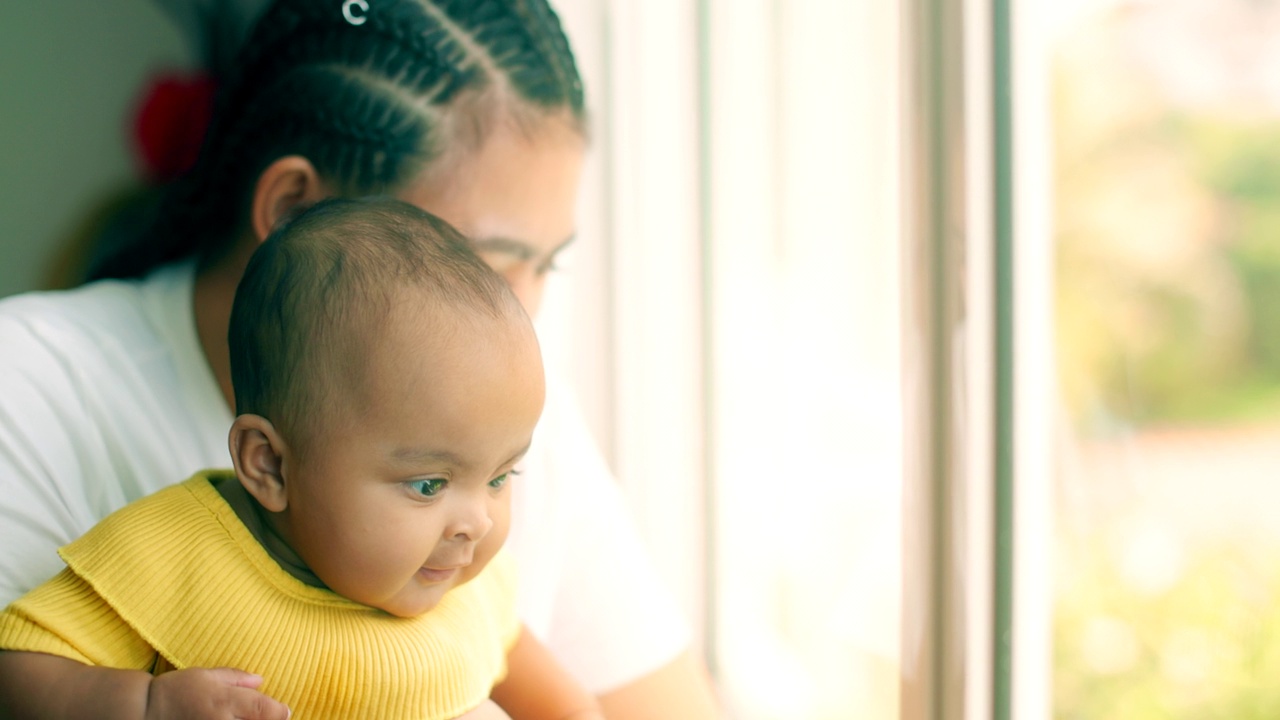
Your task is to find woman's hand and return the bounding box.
[144,667,291,720]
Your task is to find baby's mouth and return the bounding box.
[416,565,460,583]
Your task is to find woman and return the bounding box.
[0,1,720,717]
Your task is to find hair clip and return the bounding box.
[343,0,369,26]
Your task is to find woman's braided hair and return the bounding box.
[88,0,584,280]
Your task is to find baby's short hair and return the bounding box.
[228,196,525,450]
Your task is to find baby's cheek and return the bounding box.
[471,529,507,578]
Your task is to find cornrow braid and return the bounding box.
[433,0,584,109]
[87,0,585,282]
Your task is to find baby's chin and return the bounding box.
[347,562,489,617]
[372,597,440,618]
[375,581,456,618]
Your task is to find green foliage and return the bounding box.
[1055,533,1280,719]
[1185,119,1280,381]
[1052,16,1280,720]
[1055,112,1280,428]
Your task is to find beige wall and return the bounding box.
[0,1,189,298]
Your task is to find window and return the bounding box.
[1050,1,1280,717]
[545,2,904,717]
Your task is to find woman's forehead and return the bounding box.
[397,124,585,246]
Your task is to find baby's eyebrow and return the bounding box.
[389,447,465,465]
[504,441,534,465]
[389,441,533,468]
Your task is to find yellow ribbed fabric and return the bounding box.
[0,472,521,720]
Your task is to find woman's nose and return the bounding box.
[499,266,545,316]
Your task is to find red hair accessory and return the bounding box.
[132,72,216,183]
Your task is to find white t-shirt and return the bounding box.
[0,262,689,693]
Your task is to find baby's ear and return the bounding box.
[228,414,290,512]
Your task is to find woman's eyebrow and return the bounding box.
[470,235,576,260]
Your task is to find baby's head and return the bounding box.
[226,197,544,618]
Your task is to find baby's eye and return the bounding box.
[489,470,519,490]
[408,478,446,497]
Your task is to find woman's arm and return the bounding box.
[0,651,289,720]
[521,387,723,719]
[0,651,149,720]
[595,649,722,720]
[490,626,603,720]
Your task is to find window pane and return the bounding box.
[1052,2,1280,716]
[704,2,901,718]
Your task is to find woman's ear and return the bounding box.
[229,414,291,512]
[250,156,329,242]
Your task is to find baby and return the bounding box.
[0,198,600,720]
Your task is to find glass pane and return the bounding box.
[703,2,902,719]
[1052,2,1280,716]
